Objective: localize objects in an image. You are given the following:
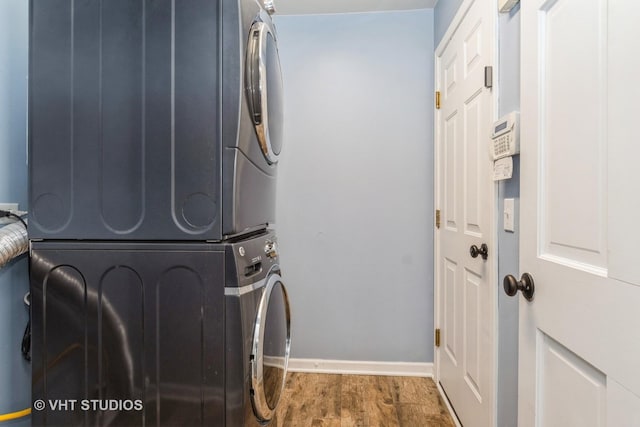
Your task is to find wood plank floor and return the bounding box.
[271,373,456,426]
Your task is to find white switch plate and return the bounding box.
[0,203,19,211]
[504,198,515,232]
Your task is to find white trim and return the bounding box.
[287,358,433,378]
[437,381,463,427]
[539,253,608,278]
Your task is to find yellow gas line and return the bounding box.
[0,407,31,423]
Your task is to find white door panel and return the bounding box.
[538,333,606,427]
[444,258,459,364]
[519,0,640,425]
[444,112,459,232]
[538,0,608,272]
[462,267,482,400]
[463,90,486,238]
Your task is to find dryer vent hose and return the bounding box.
[0,220,28,269]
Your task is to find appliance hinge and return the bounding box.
[435,91,441,109]
[435,209,441,229]
[435,329,441,347]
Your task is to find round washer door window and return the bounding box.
[245,19,284,165]
[250,270,291,422]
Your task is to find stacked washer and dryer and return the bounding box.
[28,0,290,426]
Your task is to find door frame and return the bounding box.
[433,0,499,425]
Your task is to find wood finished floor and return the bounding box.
[271,373,456,427]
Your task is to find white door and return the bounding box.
[519,1,640,425]
[435,0,496,425]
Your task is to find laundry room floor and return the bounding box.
[272,373,456,426]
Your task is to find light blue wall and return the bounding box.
[434,0,464,46]
[0,1,31,425]
[496,5,520,427]
[275,9,435,363]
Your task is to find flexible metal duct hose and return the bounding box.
[0,220,28,269]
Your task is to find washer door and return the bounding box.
[245,16,283,165]
[250,269,291,422]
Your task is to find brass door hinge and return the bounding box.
[484,66,493,88]
[435,209,441,229]
[435,91,441,109]
[435,329,441,347]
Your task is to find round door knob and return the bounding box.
[264,240,277,258]
[470,243,489,260]
[503,273,535,301]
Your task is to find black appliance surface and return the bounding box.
[29,0,282,241]
[30,241,226,426]
[30,231,290,426]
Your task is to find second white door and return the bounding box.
[436,0,496,426]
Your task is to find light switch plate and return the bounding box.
[504,198,515,232]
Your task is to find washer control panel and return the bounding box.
[229,231,279,287]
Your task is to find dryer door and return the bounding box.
[245,16,283,165]
[250,269,291,422]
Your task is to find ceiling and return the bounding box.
[274,0,439,15]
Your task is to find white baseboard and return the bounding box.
[287,358,433,377]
